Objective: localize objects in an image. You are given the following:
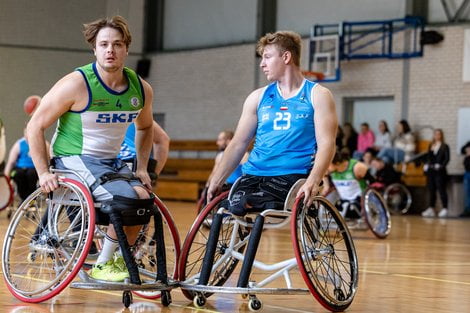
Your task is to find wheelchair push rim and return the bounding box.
[291,196,358,312]
[2,178,95,303]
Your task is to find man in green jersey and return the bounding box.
[27,16,154,282]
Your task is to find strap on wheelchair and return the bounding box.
[99,172,136,184]
[100,195,156,226]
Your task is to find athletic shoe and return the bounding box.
[90,260,129,282]
[113,253,127,272]
[421,207,435,217]
[438,208,448,218]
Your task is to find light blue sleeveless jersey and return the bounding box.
[16,138,35,168]
[243,79,317,176]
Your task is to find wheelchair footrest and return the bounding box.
[179,283,309,295]
[70,279,178,291]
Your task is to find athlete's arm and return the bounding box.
[207,88,261,201]
[134,79,154,188]
[297,84,338,207]
[152,120,170,175]
[27,72,86,193]
[353,161,369,180]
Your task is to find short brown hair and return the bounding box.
[83,15,132,48]
[256,31,302,66]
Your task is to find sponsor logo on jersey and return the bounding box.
[295,113,310,119]
[93,98,110,106]
[262,113,270,122]
[130,97,140,107]
[95,112,139,124]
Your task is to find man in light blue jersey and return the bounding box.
[207,31,337,215]
[119,121,170,185]
[27,16,155,282]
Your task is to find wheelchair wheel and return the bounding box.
[0,174,14,211]
[363,188,391,239]
[384,183,412,215]
[292,196,358,312]
[132,196,181,299]
[178,190,248,300]
[2,178,95,302]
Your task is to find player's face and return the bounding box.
[260,44,285,81]
[94,27,128,72]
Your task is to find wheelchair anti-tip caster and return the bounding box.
[122,290,133,308]
[248,296,263,311]
[193,293,206,308]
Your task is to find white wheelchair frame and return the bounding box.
[179,178,359,312]
[2,168,180,308]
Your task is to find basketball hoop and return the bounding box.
[301,70,325,81]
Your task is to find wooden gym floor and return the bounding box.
[1,201,469,313]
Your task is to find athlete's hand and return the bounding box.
[135,169,152,190]
[38,172,59,193]
[207,181,222,203]
[297,180,321,208]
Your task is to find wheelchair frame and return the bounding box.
[179,179,359,312]
[2,168,180,308]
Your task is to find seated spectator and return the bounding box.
[460,141,470,217]
[342,123,358,157]
[353,122,375,159]
[377,120,416,164]
[372,120,392,152]
[421,129,450,218]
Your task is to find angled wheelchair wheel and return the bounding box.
[292,196,358,312]
[2,178,95,302]
[132,196,181,299]
[363,188,391,239]
[0,174,14,211]
[178,190,249,300]
[384,183,412,215]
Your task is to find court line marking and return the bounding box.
[363,269,470,286]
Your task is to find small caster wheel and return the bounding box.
[122,290,133,308]
[248,296,262,311]
[193,294,206,308]
[161,290,172,306]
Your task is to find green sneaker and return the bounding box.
[113,253,127,272]
[90,260,129,282]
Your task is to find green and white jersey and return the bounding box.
[52,63,145,158]
[330,159,367,201]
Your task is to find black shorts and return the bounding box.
[228,173,307,216]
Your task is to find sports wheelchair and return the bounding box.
[325,185,391,239]
[2,168,180,308]
[179,178,359,312]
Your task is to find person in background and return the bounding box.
[372,120,392,152]
[342,123,358,158]
[353,122,375,159]
[377,119,415,164]
[459,141,470,217]
[421,129,450,218]
[369,157,401,188]
[4,128,50,202]
[119,120,170,186]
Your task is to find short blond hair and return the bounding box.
[83,15,132,48]
[256,31,302,66]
